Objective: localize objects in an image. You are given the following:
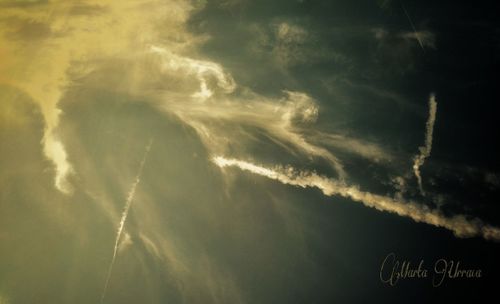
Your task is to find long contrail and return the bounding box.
[401,3,425,51]
[413,94,437,196]
[100,139,153,303]
[213,156,500,241]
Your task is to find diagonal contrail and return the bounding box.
[100,139,153,304]
[401,3,425,51]
[413,94,437,196]
[212,156,500,241]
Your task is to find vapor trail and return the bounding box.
[413,94,437,196]
[213,156,500,241]
[100,139,153,304]
[401,3,425,51]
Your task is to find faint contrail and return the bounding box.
[213,156,500,241]
[401,3,425,51]
[100,139,153,304]
[413,94,437,196]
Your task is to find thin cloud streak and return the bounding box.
[213,156,500,241]
[101,139,153,304]
[413,93,437,196]
[401,3,425,51]
[314,132,393,163]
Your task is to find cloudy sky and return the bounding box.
[1,0,500,303]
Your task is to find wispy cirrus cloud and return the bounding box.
[140,46,347,179]
[312,132,393,163]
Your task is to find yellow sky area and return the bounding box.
[0,0,195,109]
[0,46,11,83]
[0,0,197,193]
[0,88,32,128]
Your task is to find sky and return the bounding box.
[1,0,500,303]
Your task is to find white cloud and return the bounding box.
[43,132,74,193]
